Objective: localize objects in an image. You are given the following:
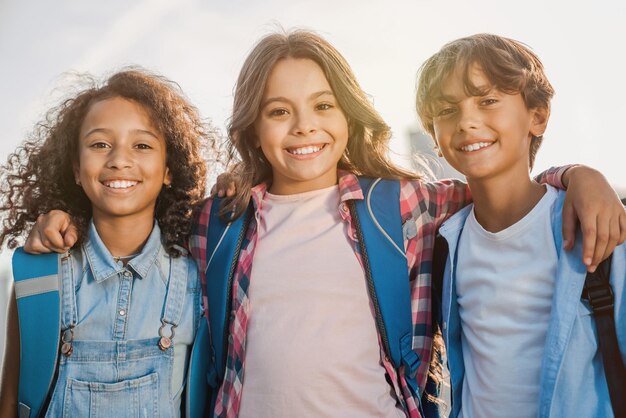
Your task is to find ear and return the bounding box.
[530,107,550,138]
[163,167,172,187]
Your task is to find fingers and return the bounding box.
[23,218,51,254]
[226,181,236,197]
[588,216,610,273]
[63,223,79,248]
[580,216,597,272]
[214,181,235,198]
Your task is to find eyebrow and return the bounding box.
[435,94,461,104]
[82,128,160,139]
[261,90,335,108]
[437,85,496,103]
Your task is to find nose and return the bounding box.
[293,110,317,136]
[457,104,482,133]
[106,146,133,169]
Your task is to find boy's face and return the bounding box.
[431,63,548,182]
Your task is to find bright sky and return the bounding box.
[1,0,625,193]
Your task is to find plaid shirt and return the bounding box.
[189,168,566,418]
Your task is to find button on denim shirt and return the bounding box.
[438,190,626,418]
[68,221,202,411]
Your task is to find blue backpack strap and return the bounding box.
[353,178,419,394]
[190,199,252,415]
[12,248,62,418]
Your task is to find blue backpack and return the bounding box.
[197,177,423,416]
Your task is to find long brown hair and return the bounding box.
[223,29,419,219]
[0,68,217,256]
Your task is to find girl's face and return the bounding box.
[75,97,171,223]
[254,58,349,195]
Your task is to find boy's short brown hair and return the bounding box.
[415,33,554,169]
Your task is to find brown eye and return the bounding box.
[437,107,456,117]
[90,141,110,149]
[480,98,498,106]
[269,108,289,117]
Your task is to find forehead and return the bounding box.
[263,58,332,98]
[81,97,159,132]
[440,62,491,97]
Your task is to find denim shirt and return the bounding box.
[68,221,202,409]
[438,191,626,418]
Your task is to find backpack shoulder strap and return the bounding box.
[187,199,253,417]
[582,254,626,416]
[204,200,253,381]
[12,248,62,418]
[431,235,449,324]
[353,178,418,391]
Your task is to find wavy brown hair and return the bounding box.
[222,29,420,219]
[0,68,216,256]
[416,33,555,169]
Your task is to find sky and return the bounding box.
[1,0,625,194]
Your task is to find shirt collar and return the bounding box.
[249,170,365,213]
[82,220,163,283]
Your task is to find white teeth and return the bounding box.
[104,180,138,189]
[288,145,322,155]
[461,142,493,152]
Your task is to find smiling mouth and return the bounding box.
[286,144,326,155]
[459,141,495,152]
[102,180,139,189]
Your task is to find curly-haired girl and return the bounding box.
[0,68,214,417]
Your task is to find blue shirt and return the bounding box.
[438,190,626,418]
[69,221,202,409]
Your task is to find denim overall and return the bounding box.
[43,243,189,418]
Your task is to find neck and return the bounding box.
[92,213,154,258]
[468,170,546,233]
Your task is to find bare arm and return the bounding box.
[0,286,20,417]
[560,165,626,272]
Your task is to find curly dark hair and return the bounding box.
[0,68,217,256]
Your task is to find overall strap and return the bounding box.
[353,178,418,394]
[12,248,62,418]
[59,252,77,333]
[158,249,189,350]
[582,254,626,416]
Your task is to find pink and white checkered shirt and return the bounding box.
[189,168,566,418]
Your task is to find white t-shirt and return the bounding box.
[239,185,404,418]
[456,185,559,418]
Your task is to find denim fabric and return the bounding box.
[438,192,626,418]
[45,221,202,418]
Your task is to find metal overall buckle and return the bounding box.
[158,319,176,351]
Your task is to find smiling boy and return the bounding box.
[416,34,626,418]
